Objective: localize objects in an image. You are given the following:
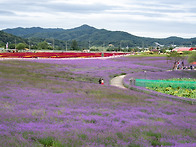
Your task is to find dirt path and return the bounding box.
[110,75,126,89]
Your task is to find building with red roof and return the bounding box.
[172,47,196,52]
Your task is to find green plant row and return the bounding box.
[147,87,196,99]
[135,79,196,90]
[162,78,196,82]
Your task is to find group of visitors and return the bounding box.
[173,61,184,70]
[173,60,194,70]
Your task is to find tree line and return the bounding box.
[1,40,81,51]
[1,39,145,52]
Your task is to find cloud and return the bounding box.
[0,10,15,16]
[121,0,196,16]
[0,0,195,38]
[43,2,114,14]
[0,0,116,14]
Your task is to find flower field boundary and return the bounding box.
[0,54,130,61]
[124,77,196,105]
[0,52,129,59]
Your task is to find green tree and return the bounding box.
[188,52,196,63]
[37,41,49,50]
[70,40,79,50]
[9,44,15,49]
[31,44,38,50]
[16,43,26,50]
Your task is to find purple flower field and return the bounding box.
[0,56,196,147]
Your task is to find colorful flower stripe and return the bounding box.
[0,52,128,58]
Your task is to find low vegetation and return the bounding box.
[0,56,195,146]
[146,78,196,98]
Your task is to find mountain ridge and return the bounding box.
[2,24,196,47]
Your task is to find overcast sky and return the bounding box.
[0,0,196,38]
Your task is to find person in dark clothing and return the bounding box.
[182,61,184,68]
[99,78,102,84]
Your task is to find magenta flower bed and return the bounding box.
[0,56,195,146]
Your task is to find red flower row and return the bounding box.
[0,52,128,58]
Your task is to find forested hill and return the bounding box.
[0,31,27,45]
[2,24,196,47]
[3,25,142,42]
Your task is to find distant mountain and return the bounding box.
[2,24,196,47]
[3,27,64,37]
[3,25,138,41]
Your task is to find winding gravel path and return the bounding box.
[110,75,126,89]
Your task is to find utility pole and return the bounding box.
[66,41,67,52]
[53,38,54,50]
[29,38,31,50]
[103,42,105,52]
[120,41,122,52]
[142,41,144,49]
[15,39,16,49]
[88,40,91,50]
